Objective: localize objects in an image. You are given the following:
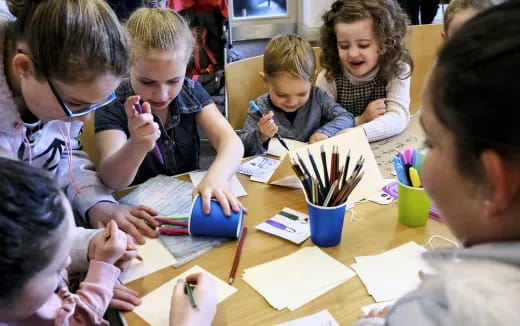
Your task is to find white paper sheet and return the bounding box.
[267,137,307,157]
[132,265,237,326]
[255,208,310,244]
[351,241,434,302]
[119,238,177,284]
[276,310,340,326]
[243,247,356,311]
[238,156,280,176]
[189,171,247,197]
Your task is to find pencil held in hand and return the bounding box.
[185,281,197,308]
[134,102,165,165]
[249,101,290,151]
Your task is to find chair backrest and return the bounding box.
[79,114,99,168]
[225,47,323,130]
[406,24,444,114]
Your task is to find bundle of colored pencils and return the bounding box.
[290,145,365,207]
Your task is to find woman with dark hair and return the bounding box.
[356,0,520,324]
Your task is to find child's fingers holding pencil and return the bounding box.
[124,95,141,118]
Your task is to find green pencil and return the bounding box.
[185,281,197,308]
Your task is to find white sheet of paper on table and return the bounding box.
[119,238,177,284]
[351,241,434,302]
[255,207,310,244]
[189,171,247,197]
[243,247,356,311]
[267,137,307,158]
[132,265,237,326]
[238,156,280,176]
[275,309,340,326]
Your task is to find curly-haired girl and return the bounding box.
[316,0,413,142]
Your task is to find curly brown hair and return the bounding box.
[320,0,413,83]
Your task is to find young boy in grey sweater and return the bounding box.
[239,34,354,156]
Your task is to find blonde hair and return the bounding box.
[443,0,492,32]
[126,7,194,62]
[263,34,315,81]
[7,0,129,82]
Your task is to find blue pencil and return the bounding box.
[249,101,290,151]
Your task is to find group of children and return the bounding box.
[0,0,515,324]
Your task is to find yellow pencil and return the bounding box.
[409,167,422,188]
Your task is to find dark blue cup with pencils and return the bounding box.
[307,200,348,247]
[188,195,244,238]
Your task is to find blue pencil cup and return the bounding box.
[307,200,348,247]
[189,195,244,239]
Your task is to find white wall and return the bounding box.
[298,0,335,41]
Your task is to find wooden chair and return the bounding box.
[79,113,99,168]
[406,24,444,114]
[225,47,323,130]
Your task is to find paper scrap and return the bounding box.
[133,265,237,326]
[189,171,247,197]
[275,310,339,326]
[256,207,310,244]
[119,238,177,284]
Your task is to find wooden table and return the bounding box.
[123,116,453,325]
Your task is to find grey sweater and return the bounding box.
[354,242,520,326]
[239,86,354,156]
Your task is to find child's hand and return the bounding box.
[170,273,217,326]
[124,95,161,152]
[109,283,141,311]
[114,234,142,272]
[93,220,127,266]
[359,98,387,124]
[257,111,278,142]
[192,173,246,216]
[309,132,329,144]
[358,306,391,320]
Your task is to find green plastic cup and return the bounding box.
[397,181,432,227]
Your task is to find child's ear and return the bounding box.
[259,72,268,86]
[480,150,520,217]
[12,52,35,78]
[441,31,447,42]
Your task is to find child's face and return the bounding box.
[445,8,481,40]
[1,196,73,320]
[21,69,121,122]
[264,72,311,112]
[420,93,488,246]
[130,48,188,112]
[334,18,381,78]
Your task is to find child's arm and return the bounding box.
[311,88,355,143]
[96,95,160,190]
[358,66,411,142]
[196,103,245,216]
[58,221,126,325]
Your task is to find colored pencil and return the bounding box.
[134,103,164,165]
[185,281,197,308]
[307,149,325,193]
[341,150,350,188]
[228,227,248,285]
[321,145,330,189]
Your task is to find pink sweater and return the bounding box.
[0,261,120,326]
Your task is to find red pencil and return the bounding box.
[228,227,248,284]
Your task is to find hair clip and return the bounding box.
[145,0,160,8]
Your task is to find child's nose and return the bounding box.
[155,85,169,101]
[348,47,360,58]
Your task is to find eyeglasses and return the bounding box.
[17,49,116,119]
[46,76,116,119]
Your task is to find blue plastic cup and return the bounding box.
[189,195,244,238]
[306,200,348,247]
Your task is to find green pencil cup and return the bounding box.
[397,181,432,227]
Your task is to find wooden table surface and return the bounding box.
[123,116,453,325]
